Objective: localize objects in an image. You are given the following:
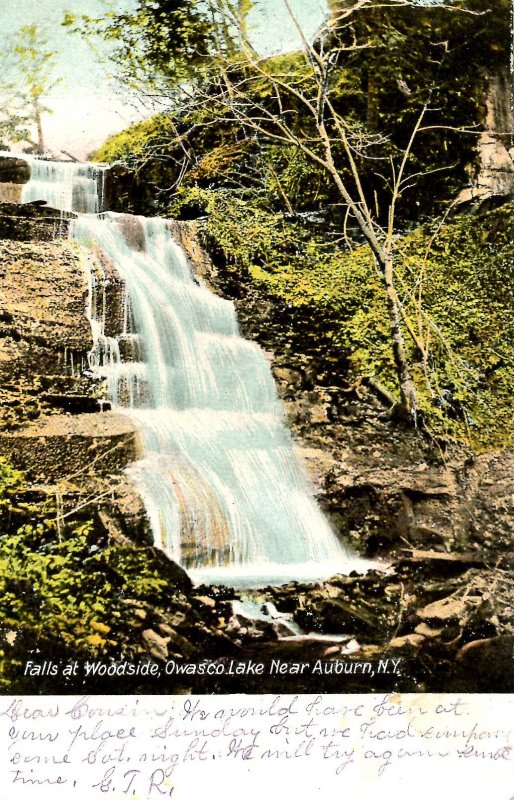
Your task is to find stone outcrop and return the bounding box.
[0,412,138,482]
[0,184,23,204]
[0,227,95,430]
[104,163,159,216]
[0,201,73,241]
[458,71,514,204]
[0,156,30,205]
[0,203,142,527]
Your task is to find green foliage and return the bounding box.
[171,187,513,447]
[0,458,25,519]
[11,24,59,106]
[0,520,174,648]
[0,463,187,689]
[63,0,246,89]
[0,88,31,150]
[91,0,512,442]
[169,186,297,272]
[396,205,514,445]
[91,1,509,221]
[93,114,175,163]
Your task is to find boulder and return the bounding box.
[142,629,169,661]
[449,635,514,691]
[389,633,426,649]
[417,596,468,625]
[303,597,378,636]
[225,599,300,640]
[414,622,445,639]
[0,156,31,184]
[147,546,193,595]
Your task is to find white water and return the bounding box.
[0,151,107,213]
[13,156,372,587]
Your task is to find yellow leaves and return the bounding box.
[90,620,111,635]
[190,142,248,181]
[85,633,105,649]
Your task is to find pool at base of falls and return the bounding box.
[189,557,382,589]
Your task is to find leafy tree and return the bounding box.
[0,52,32,149]
[0,88,31,151]
[163,0,510,420]
[63,0,254,90]
[1,24,60,154]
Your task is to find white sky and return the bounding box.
[0,0,328,159]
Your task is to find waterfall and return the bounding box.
[0,152,107,213]
[15,156,371,587]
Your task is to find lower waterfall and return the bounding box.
[15,155,370,586]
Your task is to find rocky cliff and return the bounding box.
[0,201,142,529]
[458,70,514,204]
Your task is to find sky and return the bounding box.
[0,0,328,159]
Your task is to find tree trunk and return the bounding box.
[33,98,44,155]
[326,160,419,422]
[380,254,419,422]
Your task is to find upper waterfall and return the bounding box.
[14,155,371,587]
[0,152,108,213]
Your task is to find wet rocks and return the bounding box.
[141,622,198,663]
[223,599,301,641]
[97,477,153,546]
[297,597,378,637]
[146,547,193,595]
[142,628,169,661]
[104,164,159,216]
[413,622,445,639]
[389,633,426,649]
[417,596,468,625]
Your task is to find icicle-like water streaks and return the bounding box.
[71,211,369,585]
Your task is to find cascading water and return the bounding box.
[0,151,107,213]
[16,156,372,587]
